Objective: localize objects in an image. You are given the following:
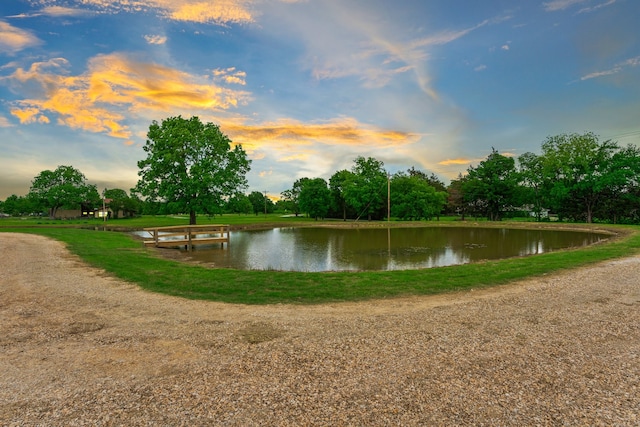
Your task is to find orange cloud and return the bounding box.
[438,158,475,166]
[7,53,251,139]
[167,0,253,24]
[213,67,247,85]
[226,118,414,149]
[77,0,255,24]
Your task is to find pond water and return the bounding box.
[174,226,607,272]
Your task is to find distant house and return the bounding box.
[54,202,99,219]
[522,205,550,219]
[94,198,130,219]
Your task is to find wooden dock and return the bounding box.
[143,224,230,251]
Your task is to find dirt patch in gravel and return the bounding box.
[1,232,639,426]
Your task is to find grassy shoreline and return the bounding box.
[2,216,639,304]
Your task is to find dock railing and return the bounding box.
[143,224,230,251]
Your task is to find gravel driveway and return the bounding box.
[1,232,639,426]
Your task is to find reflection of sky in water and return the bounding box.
[175,227,606,272]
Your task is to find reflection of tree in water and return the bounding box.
[180,227,605,272]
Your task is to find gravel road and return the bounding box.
[1,232,639,426]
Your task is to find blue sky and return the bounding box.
[1,0,639,200]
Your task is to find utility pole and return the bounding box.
[387,172,390,222]
[264,190,268,215]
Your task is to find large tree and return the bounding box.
[29,165,100,218]
[539,132,640,223]
[463,149,520,221]
[390,173,447,220]
[329,169,355,221]
[248,191,274,215]
[518,152,546,221]
[280,178,310,217]
[226,193,253,215]
[446,173,468,219]
[343,156,387,221]
[135,116,251,224]
[299,178,331,220]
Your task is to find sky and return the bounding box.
[0,0,639,200]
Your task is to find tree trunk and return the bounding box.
[189,209,197,225]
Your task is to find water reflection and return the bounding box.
[180,227,606,272]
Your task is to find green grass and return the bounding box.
[2,217,639,305]
[0,213,328,229]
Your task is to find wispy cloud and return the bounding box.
[226,117,414,150]
[144,34,167,45]
[438,158,476,167]
[580,56,640,81]
[577,0,617,14]
[543,0,587,12]
[0,21,42,54]
[0,115,13,127]
[302,8,508,101]
[7,5,92,18]
[40,6,93,17]
[3,53,252,141]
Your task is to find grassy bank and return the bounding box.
[2,217,639,304]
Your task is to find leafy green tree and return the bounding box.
[390,173,446,220]
[227,193,253,214]
[29,165,100,218]
[447,173,468,219]
[343,156,387,221]
[280,178,310,217]
[103,188,138,218]
[463,149,519,221]
[407,167,447,192]
[299,178,331,220]
[1,195,24,216]
[329,169,355,220]
[135,116,251,224]
[248,191,268,215]
[538,132,640,223]
[518,152,546,221]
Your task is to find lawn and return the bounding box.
[2,215,639,304]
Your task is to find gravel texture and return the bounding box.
[1,232,639,426]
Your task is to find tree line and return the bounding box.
[2,116,639,225]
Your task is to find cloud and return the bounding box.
[298,7,509,101]
[144,34,168,45]
[543,0,587,12]
[0,21,42,54]
[577,0,617,14]
[41,6,93,17]
[225,117,415,152]
[580,56,640,81]
[3,53,251,140]
[438,158,475,167]
[213,67,247,85]
[474,65,487,72]
[7,5,92,18]
[0,116,13,127]
[34,0,256,25]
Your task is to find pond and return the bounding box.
[173,226,608,272]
